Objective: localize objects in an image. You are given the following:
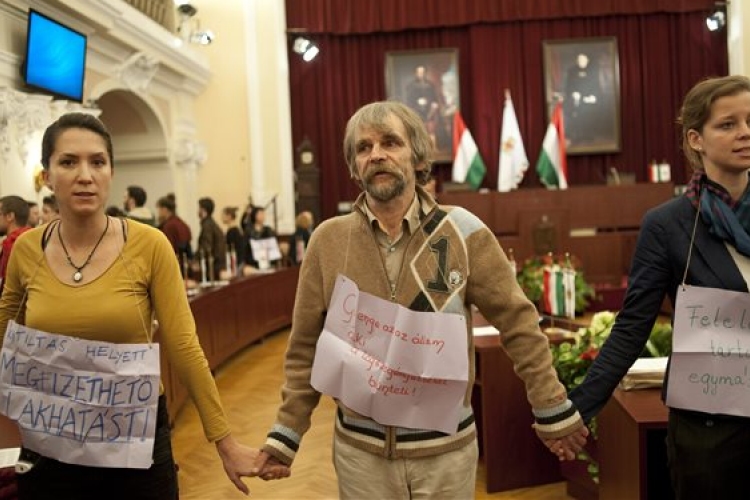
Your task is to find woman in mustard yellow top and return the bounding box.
[0,113,272,499]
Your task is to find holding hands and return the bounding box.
[541,425,590,461]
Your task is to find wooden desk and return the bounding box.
[440,184,673,284]
[163,268,299,416]
[0,415,19,448]
[598,389,673,500]
[473,334,563,492]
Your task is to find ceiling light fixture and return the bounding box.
[706,2,727,32]
[175,2,215,46]
[292,36,319,62]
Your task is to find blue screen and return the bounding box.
[24,10,87,102]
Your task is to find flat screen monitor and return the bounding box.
[23,9,87,102]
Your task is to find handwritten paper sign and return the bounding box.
[0,321,160,468]
[311,275,469,434]
[666,286,750,416]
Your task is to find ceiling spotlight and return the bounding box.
[191,30,214,46]
[292,36,319,62]
[176,3,197,18]
[706,4,727,32]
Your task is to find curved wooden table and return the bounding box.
[0,267,300,447]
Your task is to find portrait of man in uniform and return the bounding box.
[386,48,459,162]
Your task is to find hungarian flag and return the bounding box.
[543,264,577,318]
[452,112,486,189]
[498,91,529,192]
[536,101,568,189]
[542,265,565,316]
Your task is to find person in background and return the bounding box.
[243,206,277,270]
[26,201,40,227]
[240,196,255,231]
[221,206,245,276]
[250,101,587,496]
[0,112,271,499]
[41,195,59,224]
[105,205,125,217]
[123,185,155,226]
[0,195,31,292]
[570,75,750,499]
[197,197,227,280]
[288,210,313,265]
[156,193,192,268]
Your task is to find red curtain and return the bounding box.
[286,3,727,219]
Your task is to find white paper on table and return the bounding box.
[472,326,500,336]
[0,447,20,468]
[311,275,469,434]
[666,286,750,417]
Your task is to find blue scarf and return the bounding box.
[686,170,750,257]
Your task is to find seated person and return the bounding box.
[288,211,314,265]
[242,206,279,271]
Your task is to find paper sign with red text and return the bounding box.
[311,275,468,434]
[666,285,750,417]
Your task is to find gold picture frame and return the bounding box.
[385,48,459,162]
[542,37,621,155]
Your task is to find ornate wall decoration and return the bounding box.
[116,52,160,93]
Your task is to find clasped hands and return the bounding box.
[541,425,590,461]
[215,436,291,496]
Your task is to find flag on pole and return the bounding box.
[542,265,565,316]
[452,112,486,189]
[563,267,576,319]
[498,90,529,192]
[536,101,568,189]
[542,259,577,318]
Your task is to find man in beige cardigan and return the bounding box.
[252,101,588,498]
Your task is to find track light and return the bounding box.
[706,3,727,32]
[292,37,319,62]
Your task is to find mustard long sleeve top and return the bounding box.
[0,220,230,442]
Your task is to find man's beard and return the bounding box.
[363,168,406,202]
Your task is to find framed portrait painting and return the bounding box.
[385,48,459,162]
[542,37,621,155]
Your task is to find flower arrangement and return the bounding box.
[551,311,673,391]
[516,253,596,315]
[551,311,673,483]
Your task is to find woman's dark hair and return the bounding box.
[250,206,265,225]
[223,206,238,220]
[157,193,176,213]
[41,113,114,170]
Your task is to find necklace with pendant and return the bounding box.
[57,216,110,283]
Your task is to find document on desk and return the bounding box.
[0,447,20,468]
[472,326,500,336]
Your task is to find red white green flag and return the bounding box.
[536,101,568,189]
[452,112,486,189]
[543,265,576,318]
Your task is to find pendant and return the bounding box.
[73,271,82,282]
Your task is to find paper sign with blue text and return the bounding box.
[666,285,750,416]
[0,321,160,468]
[311,275,469,434]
